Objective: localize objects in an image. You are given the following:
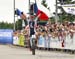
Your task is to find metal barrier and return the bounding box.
[37,33,75,51]
[13,33,75,54]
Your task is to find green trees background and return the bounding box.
[0,22,13,29]
[0,19,22,30]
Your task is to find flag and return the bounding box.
[62,4,75,15]
[32,1,51,21]
[15,9,21,16]
[33,3,38,13]
[15,9,26,19]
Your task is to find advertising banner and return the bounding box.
[62,4,75,15]
[18,34,25,46]
[0,29,13,44]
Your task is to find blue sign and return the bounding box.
[0,29,13,44]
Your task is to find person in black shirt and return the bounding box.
[28,15,35,50]
[29,18,35,37]
[28,14,41,50]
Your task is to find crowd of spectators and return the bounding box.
[13,21,75,47]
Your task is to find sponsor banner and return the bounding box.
[0,29,13,44]
[38,36,45,47]
[62,4,75,15]
[18,34,25,46]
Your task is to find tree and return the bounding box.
[58,0,75,23]
[15,19,22,30]
[41,0,47,8]
[0,21,13,29]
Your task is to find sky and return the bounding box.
[0,0,13,23]
[0,0,59,23]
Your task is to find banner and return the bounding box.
[13,35,19,45]
[18,34,25,46]
[38,35,45,47]
[62,4,75,15]
[0,29,13,44]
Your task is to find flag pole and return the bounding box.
[55,0,58,24]
[29,0,31,16]
[14,0,15,31]
[35,0,36,3]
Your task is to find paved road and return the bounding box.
[0,45,74,59]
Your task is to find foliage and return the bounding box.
[58,0,75,23]
[15,19,22,30]
[0,19,23,30]
[41,0,47,7]
[0,22,13,29]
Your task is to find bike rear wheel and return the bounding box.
[32,38,35,55]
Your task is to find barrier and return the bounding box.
[13,34,25,46]
[18,34,25,46]
[13,35,19,45]
[12,31,75,52]
[0,29,13,44]
[37,33,75,50]
[38,35,45,47]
